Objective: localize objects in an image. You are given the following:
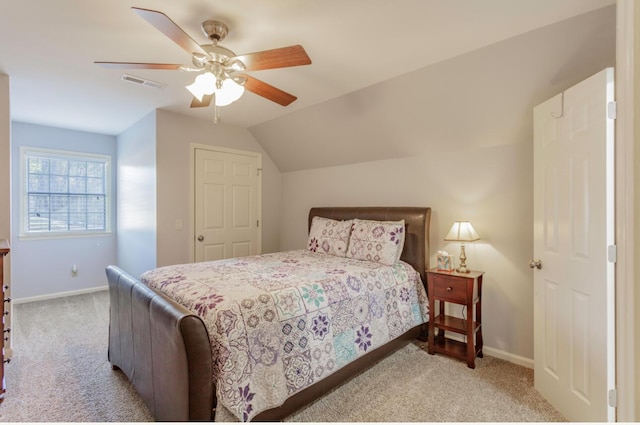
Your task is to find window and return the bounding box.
[21,147,111,237]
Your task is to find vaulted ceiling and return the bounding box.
[248,4,616,172]
[0,0,614,137]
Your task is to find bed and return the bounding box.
[107,206,431,421]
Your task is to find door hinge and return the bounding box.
[607,244,617,263]
[608,389,617,407]
[607,101,617,119]
[257,168,263,176]
[257,220,260,227]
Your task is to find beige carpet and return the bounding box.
[0,291,564,422]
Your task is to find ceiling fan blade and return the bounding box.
[233,45,311,71]
[132,7,207,56]
[242,75,297,106]
[95,62,183,70]
[190,94,213,108]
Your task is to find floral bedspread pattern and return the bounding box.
[141,250,429,421]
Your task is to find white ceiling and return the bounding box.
[0,0,615,135]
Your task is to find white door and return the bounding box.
[194,147,261,262]
[532,68,615,422]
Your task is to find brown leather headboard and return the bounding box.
[308,207,431,284]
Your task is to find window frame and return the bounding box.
[19,146,113,239]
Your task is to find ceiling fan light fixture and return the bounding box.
[214,78,245,106]
[186,72,217,101]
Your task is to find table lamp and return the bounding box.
[444,221,480,273]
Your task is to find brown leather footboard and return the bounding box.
[107,265,215,421]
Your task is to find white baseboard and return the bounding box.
[443,333,534,369]
[12,285,108,305]
[482,345,534,369]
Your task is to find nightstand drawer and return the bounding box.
[431,275,468,303]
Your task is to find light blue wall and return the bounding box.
[116,111,157,278]
[10,122,117,300]
[0,75,10,281]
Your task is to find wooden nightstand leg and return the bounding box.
[427,296,435,354]
[467,342,476,368]
[467,346,476,368]
[477,328,484,358]
[466,303,475,369]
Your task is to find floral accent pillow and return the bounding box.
[307,217,353,257]
[346,219,405,265]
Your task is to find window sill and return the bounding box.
[18,231,113,241]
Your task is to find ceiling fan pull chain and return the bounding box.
[214,100,220,124]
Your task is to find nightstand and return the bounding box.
[426,268,484,368]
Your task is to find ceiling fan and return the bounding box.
[96,7,312,116]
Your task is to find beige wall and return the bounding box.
[267,6,616,365]
[281,143,535,362]
[155,109,282,267]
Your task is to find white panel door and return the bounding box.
[532,68,615,422]
[194,148,261,262]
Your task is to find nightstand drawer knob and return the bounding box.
[446,287,453,292]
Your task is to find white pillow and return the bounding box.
[307,217,353,257]
[346,218,405,265]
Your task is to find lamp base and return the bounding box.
[457,243,470,273]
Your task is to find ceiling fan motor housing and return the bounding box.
[196,20,239,71]
[201,20,229,42]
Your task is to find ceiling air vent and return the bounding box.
[121,74,166,89]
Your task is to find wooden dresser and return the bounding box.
[0,239,9,404]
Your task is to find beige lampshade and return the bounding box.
[444,221,480,242]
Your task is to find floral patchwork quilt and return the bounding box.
[141,250,429,421]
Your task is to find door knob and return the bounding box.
[197,235,204,242]
[529,259,542,269]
